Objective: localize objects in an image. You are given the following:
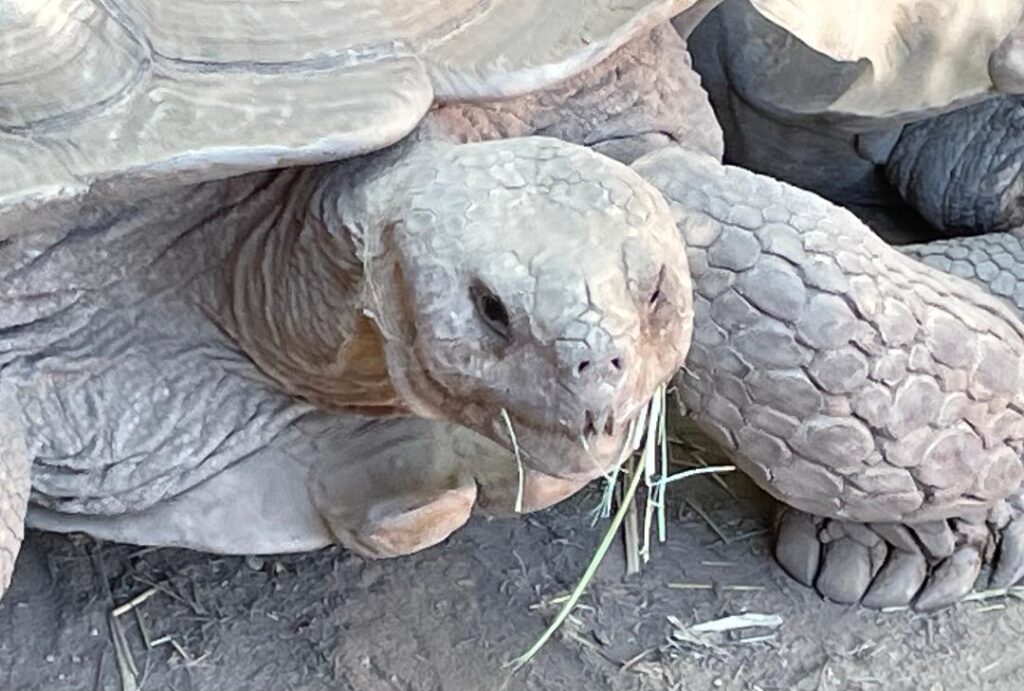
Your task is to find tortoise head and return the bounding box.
[362,138,693,479]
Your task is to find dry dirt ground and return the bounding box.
[2,420,1024,691]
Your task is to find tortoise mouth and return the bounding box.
[486,408,635,481]
[398,347,641,479]
[396,333,662,479]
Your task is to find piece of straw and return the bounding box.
[501,408,526,514]
[505,456,647,672]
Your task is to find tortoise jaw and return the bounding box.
[488,408,633,481]
[381,325,669,480]
[384,350,635,479]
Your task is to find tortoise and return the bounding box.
[5,0,1024,618]
[431,9,1024,612]
[0,0,719,598]
[686,0,1024,239]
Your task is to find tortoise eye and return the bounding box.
[470,281,511,340]
[649,266,666,307]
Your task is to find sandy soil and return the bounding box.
[2,422,1023,691]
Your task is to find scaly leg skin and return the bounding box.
[0,385,30,599]
[777,232,1024,610]
[904,230,1024,318]
[886,21,1024,236]
[441,417,593,517]
[309,419,480,559]
[633,147,1024,610]
[27,413,595,558]
[789,229,1024,609]
[776,495,1024,610]
[887,96,1024,237]
[309,419,596,559]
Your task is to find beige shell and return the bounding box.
[725,0,1024,129]
[0,0,697,207]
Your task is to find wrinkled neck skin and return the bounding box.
[226,138,460,418]
[226,160,395,415]
[316,139,478,424]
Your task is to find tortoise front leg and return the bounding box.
[309,419,479,559]
[775,496,1024,611]
[309,419,595,559]
[634,147,1024,609]
[785,230,1024,609]
[0,386,30,599]
[886,96,1024,237]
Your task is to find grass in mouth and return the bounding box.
[506,384,735,672]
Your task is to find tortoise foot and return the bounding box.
[342,482,478,559]
[474,467,591,517]
[774,501,1024,611]
[316,470,478,560]
[309,419,481,560]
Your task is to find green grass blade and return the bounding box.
[505,458,647,672]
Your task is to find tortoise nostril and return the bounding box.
[575,357,623,377]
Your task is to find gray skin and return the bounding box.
[676,0,1024,607]
[686,2,1024,240]
[888,96,1024,237]
[635,148,1024,611]
[670,9,1024,607]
